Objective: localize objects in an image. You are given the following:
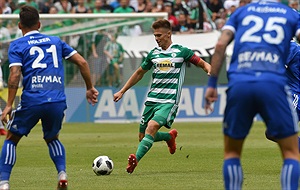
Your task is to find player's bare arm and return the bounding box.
[68,53,93,89]
[68,53,99,105]
[210,29,233,77]
[113,67,147,102]
[204,29,233,114]
[7,66,21,106]
[189,55,211,75]
[2,66,21,124]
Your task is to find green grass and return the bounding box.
[2,121,283,190]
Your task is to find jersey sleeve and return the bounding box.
[222,6,243,34]
[181,46,195,62]
[141,50,154,70]
[287,42,300,67]
[60,39,77,59]
[8,42,23,67]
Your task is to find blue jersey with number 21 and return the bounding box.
[8,30,76,107]
[224,1,300,87]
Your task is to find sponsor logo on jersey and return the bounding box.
[31,75,62,88]
[156,60,174,71]
[238,51,279,69]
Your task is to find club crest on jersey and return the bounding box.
[156,60,174,71]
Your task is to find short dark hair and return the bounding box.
[19,6,39,28]
[152,19,172,31]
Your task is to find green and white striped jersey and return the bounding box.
[104,41,124,58]
[141,43,194,105]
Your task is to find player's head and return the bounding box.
[152,19,172,50]
[19,5,41,33]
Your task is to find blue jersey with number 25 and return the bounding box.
[223,1,300,86]
[8,30,77,107]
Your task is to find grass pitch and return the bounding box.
[2,122,283,190]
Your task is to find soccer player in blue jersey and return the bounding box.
[0,6,99,190]
[266,40,300,150]
[205,1,300,190]
[285,41,300,121]
[286,40,300,152]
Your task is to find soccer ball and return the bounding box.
[92,155,114,175]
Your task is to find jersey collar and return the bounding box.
[162,43,174,51]
[24,30,40,37]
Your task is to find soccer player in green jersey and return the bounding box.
[113,19,211,174]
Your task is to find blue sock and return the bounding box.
[48,139,66,173]
[223,158,243,190]
[0,140,16,181]
[281,159,299,190]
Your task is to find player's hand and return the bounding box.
[204,87,218,114]
[86,87,99,106]
[113,91,123,102]
[1,105,12,125]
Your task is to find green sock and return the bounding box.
[154,132,171,142]
[136,134,154,161]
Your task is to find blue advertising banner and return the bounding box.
[65,85,227,123]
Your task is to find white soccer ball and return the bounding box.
[92,155,114,175]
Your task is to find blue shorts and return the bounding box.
[291,93,300,121]
[7,102,67,139]
[224,82,298,139]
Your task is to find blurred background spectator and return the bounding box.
[289,0,299,11]
[113,0,135,12]
[206,0,224,21]
[54,0,73,13]
[92,0,114,13]
[188,0,199,29]
[151,0,165,12]
[39,0,53,13]
[13,0,26,14]
[71,0,92,13]
[214,17,225,30]
[143,0,153,12]
[173,0,188,18]
[223,0,239,19]
[137,0,146,12]
[27,0,39,10]
[104,34,125,87]
[164,1,178,28]
[1,0,12,14]
[173,11,194,34]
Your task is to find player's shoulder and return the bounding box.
[290,40,300,51]
[10,36,26,49]
[44,34,62,42]
[149,47,159,54]
[171,44,184,49]
[170,44,191,52]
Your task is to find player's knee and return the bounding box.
[45,135,59,144]
[6,131,22,144]
[145,121,160,136]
